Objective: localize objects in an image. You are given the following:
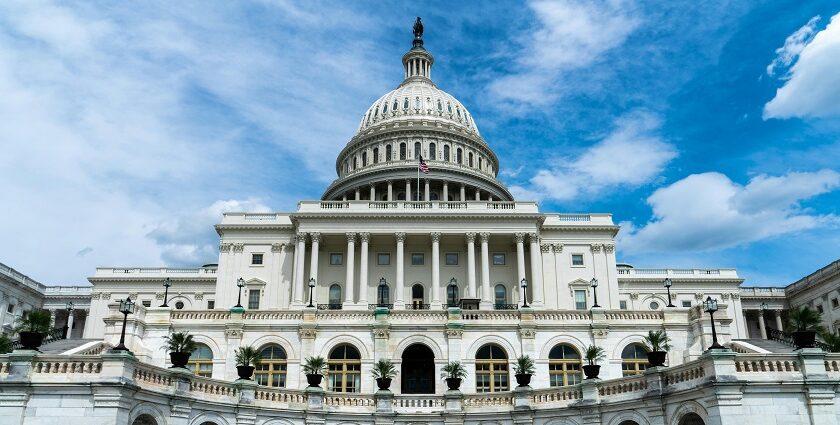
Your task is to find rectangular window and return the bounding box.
[248,290,260,309]
[330,253,343,265]
[571,254,584,266]
[833,298,839,309]
[445,253,458,266]
[619,300,627,310]
[377,253,390,265]
[207,300,215,309]
[142,300,152,307]
[411,253,425,266]
[682,300,692,308]
[251,253,263,265]
[492,254,505,265]
[6,304,13,313]
[574,290,587,310]
[818,305,824,314]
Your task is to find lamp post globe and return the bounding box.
[112,297,135,352]
[308,278,316,308]
[521,278,529,308]
[664,278,675,307]
[235,277,245,308]
[161,277,172,307]
[590,277,601,308]
[377,277,388,307]
[703,296,724,350]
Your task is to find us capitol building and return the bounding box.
[2,21,840,425]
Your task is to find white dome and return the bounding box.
[357,80,480,136]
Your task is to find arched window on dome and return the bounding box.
[479,157,483,170]
[255,345,287,387]
[403,97,409,110]
[400,143,406,160]
[393,99,398,112]
[447,102,452,114]
[549,344,582,387]
[386,145,392,161]
[415,97,421,109]
[621,343,649,376]
[444,145,450,161]
[426,97,432,110]
[468,152,474,167]
[437,99,442,111]
[374,105,379,118]
[465,113,471,125]
[353,156,358,170]
[429,143,436,160]
[475,344,509,392]
[456,106,461,118]
[456,148,463,164]
[365,111,371,125]
[372,148,379,164]
[382,102,388,114]
[414,142,421,159]
[362,152,368,167]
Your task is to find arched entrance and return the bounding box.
[401,344,435,394]
[131,414,158,425]
[678,413,705,425]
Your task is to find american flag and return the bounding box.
[419,155,430,173]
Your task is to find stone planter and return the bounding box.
[236,365,255,380]
[445,377,461,390]
[582,364,601,379]
[515,373,532,387]
[647,350,667,367]
[792,330,816,349]
[376,377,392,390]
[306,373,323,387]
[18,331,45,350]
[169,352,191,369]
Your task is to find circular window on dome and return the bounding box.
[649,301,660,310]
[175,301,185,310]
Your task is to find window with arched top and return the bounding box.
[549,344,582,386]
[374,105,379,118]
[403,98,409,110]
[494,284,507,307]
[415,97,421,109]
[447,283,459,307]
[255,345,287,387]
[429,143,436,160]
[386,145,392,161]
[392,99,398,111]
[468,152,474,167]
[443,145,450,161]
[412,284,424,308]
[447,102,452,113]
[187,344,213,377]
[678,413,705,425]
[465,113,470,125]
[329,284,342,306]
[400,143,407,160]
[353,156,358,169]
[372,148,379,164]
[621,343,649,376]
[475,344,509,392]
[437,99,442,111]
[414,142,421,159]
[328,344,361,393]
[430,192,439,201]
[397,192,406,201]
[456,106,461,118]
[426,97,432,109]
[479,158,483,170]
[456,148,463,164]
[362,152,368,166]
[382,102,388,114]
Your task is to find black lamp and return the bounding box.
[161,277,172,307]
[590,277,600,308]
[235,277,245,308]
[664,278,675,307]
[112,297,136,352]
[377,277,388,307]
[64,301,74,339]
[521,278,529,308]
[449,277,458,307]
[308,278,316,308]
[704,296,724,349]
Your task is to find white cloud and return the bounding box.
[764,13,840,119]
[489,0,640,106]
[510,110,676,201]
[619,170,840,253]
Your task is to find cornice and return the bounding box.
[617,277,744,285]
[215,224,295,236]
[290,212,545,222]
[88,277,217,284]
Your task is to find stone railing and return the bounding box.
[733,354,801,374]
[532,311,591,321]
[28,355,103,382]
[323,393,375,411]
[616,268,738,278]
[603,311,664,321]
[393,395,446,412]
[296,200,539,214]
[190,375,239,399]
[597,374,648,398]
[254,386,308,406]
[93,266,218,277]
[171,310,232,320]
[243,311,304,321]
[463,392,514,409]
[461,310,519,321]
[663,359,706,386]
[134,362,174,388]
[739,287,786,297]
[530,385,582,406]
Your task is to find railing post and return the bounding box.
[797,348,838,424]
[100,350,137,384]
[169,367,193,396]
[307,385,325,411]
[700,350,746,425]
[375,388,394,413]
[513,384,532,410]
[444,388,463,413]
[6,350,36,383]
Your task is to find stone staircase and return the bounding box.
[734,338,798,353]
[38,338,100,354]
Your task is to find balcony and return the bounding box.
[317,303,343,310]
[406,303,431,310]
[494,303,518,310]
[295,200,540,214]
[92,266,218,279]
[616,268,739,279]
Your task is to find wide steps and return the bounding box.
[38,338,100,354]
[735,338,797,353]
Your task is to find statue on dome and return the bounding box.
[413,17,423,39]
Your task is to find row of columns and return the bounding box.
[291,231,543,309]
[342,180,492,202]
[754,309,785,339]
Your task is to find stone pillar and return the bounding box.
[406,179,412,202]
[359,233,370,305]
[355,188,360,200]
[424,179,430,202]
[431,232,441,309]
[515,233,526,286]
[479,233,491,308]
[443,181,448,201]
[309,232,320,291]
[475,188,480,201]
[528,233,543,306]
[66,310,75,339]
[460,184,466,201]
[758,311,767,339]
[395,232,406,309]
[49,308,56,330]
[0,294,7,329]
[342,194,347,201]
[774,310,784,332]
[370,184,376,201]
[294,233,306,304]
[387,181,393,201]
[345,233,356,305]
[466,232,477,298]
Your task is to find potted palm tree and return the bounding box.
[514,355,535,387]
[644,330,671,367]
[372,359,397,390]
[787,306,823,348]
[234,345,261,380]
[441,361,467,391]
[15,310,52,350]
[162,331,197,369]
[583,345,606,379]
[303,356,327,387]
[0,334,13,354]
[819,331,840,353]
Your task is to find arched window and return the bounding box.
[397,192,406,201]
[353,156,358,169]
[328,344,361,393]
[479,157,483,170]
[548,344,582,387]
[447,102,452,114]
[475,344,509,392]
[374,105,379,118]
[412,284,424,309]
[678,413,705,425]
[414,142,421,159]
[621,343,649,376]
[372,148,379,164]
[329,284,342,307]
[444,145,450,161]
[468,153,474,167]
[430,192,439,201]
[255,345,287,387]
[429,143,436,160]
[187,344,213,377]
[403,97,409,110]
[456,106,461,118]
[131,414,159,425]
[362,152,368,166]
[456,148,463,164]
[494,284,506,307]
[392,99,398,111]
[437,99,442,111]
[400,143,407,160]
[415,96,421,109]
[386,145,392,161]
[465,113,470,125]
[447,283,459,307]
[382,102,388,114]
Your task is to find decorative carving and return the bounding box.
[295,233,307,244]
[128,292,138,300]
[430,232,441,243]
[225,329,243,338]
[90,293,101,300]
[479,232,490,243]
[359,232,370,243]
[629,292,640,300]
[540,244,551,253]
[590,244,602,253]
[155,292,164,300]
[445,328,463,338]
[519,328,536,339]
[219,243,232,253]
[271,243,285,253]
[731,292,740,300]
[309,232,321,244]
[372,328,390,338]
[465,232,476,243]
[694,293,705,301]
[298,328,317,339]
[194,292,204,300]
[232,243,245,253]
[551,243,563,253]
[395,232,406,243]
[591,328,609,337]
[346,232,357,243]
[513,233,525,244]
[101,292,111,300]
[721,293,731,300]
[528,233,539,244]
[603,244,615,253]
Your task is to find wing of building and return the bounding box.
[2,20,840,425]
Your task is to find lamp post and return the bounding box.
[590,277,601,308]
[308,278,316,308]
[521,278,529,308]
[112,297,136,352]
[664,278,675,307]
[235,277,245,308]
[64,301,74,339]
[378,277,388,307]
[161,277,172,307]
[704,296,724,349]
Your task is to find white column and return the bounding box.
[431,232,441,308]
[387,181,393,201]
[359,233,370,305]
[294,233,306,304]
[528,233,544,306]
[308,233,320,298]
[355,189,360,200]
[479,232,491,307]
[406,180,412,202]
[515,233,526,285]
[0,295,7,329]
[466,232,477,298]
[758,311,767,339]
[424,179,430,202]
[475,188,480,201]
[370,184,376,201]
[774,310,784,332]
[66,310,75,339]
[460,185,466,201]
[345,233,356,305]
[395,232,406,309]
[442,182,449,201]
[342,194,347,201]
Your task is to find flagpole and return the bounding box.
[417,160,421,202]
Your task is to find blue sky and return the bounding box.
[1,1,839,286]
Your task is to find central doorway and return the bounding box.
[401,343,435,394]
